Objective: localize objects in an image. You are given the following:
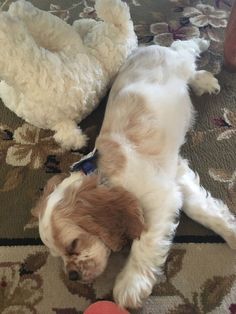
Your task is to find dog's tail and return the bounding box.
[95,0,132,32]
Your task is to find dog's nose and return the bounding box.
[68,270,81,281]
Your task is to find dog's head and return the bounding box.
[33,173,145,282]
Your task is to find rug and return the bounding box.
[0,0,236,313]
[1,244,236,314]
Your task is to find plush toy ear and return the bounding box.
[31,174,68,218]
[70,175,145,251]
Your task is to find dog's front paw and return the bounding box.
[191,70,220,96]
[113,268,153,309]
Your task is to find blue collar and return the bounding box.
[70,148,98,175]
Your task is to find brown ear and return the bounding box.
[31,173,68,218]
[71,176,145,251]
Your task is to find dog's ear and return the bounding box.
[70,175,145,251]
[31,174,68,218]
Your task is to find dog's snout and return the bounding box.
[68,270,81,281]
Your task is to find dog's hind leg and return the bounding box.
[171,38,210,56]
[189,70,221,96]
[171,38,220,95]
[177,158,236,249]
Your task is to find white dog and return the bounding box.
[0,0,137,149]
[33,39,236,309]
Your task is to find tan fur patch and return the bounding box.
[50,175,145,252]
[99,92,163,157]
[124,93,163,156]
[96,137,126,177]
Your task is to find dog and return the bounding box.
[0,0,137,150]
[33,39,236,309]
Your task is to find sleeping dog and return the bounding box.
[33,39,236,309]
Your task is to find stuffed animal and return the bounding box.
[0,0,137,150]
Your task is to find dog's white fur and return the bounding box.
[0,0,137,149]
[36,39,236,309]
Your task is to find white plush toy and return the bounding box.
[0,0,137,149]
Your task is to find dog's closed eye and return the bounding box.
[66,239,79,256]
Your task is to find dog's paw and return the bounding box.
[54,131,87,151]
[9,0,36,18]
[171,38,210,55]
[113,267,153,309]
[191,70,220,96]
[53,121,88,150]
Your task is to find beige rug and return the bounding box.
[0,244,236,314]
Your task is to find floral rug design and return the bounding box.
[0,244,236,314]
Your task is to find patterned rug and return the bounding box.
[1,244,236,313]
[0,0,236,313]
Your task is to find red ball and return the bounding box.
[84,301,130,314]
